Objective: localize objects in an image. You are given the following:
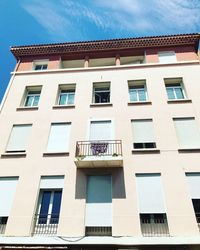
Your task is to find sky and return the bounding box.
[0,0,200,102]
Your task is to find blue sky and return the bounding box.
[0,0,200,102]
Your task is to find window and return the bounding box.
[6,124,32,153]
[46,123,71,152]
[165,78,185,100]
[173,118,200,149]
[85,175,112,236]
[34,176,64,235]
[158,51,176,63]
[93,82,110,103]
[57,85,75,105]
[186,173,200,227]
[0,177,18,234]
[136,174,169,236]
[131,119,156,149]
[33,60,48,70]
[128,80,147,102]
[23,86,42,107]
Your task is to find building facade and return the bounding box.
[0,33,200,250]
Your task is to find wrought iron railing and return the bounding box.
[140,214,169,236]
[33,214,59,235]
[76,140,122,157]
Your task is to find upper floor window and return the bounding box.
[46,123,71,153]
[173,118,200,149]
[128,80,147,102]
[33,60,48,70]
[131,119,156,149]
[165,78,185,100]
[158,51,176,63]
[93,82,110,104]
[57,84,75,105]
[22,86,42,107]
[6,124,32,153]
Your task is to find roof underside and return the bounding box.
[10,33,200,59]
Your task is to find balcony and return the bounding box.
[140,214,169,237]
[33,214,59,236]
[75,140,123,167]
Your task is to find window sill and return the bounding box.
[52,105,75,109]
[43,152,70,157]
[178,148,200,153]
[167,99,192,104]
[90,103,113,107]
[132,149,160,154]
[128,101,152,106]
[1,152,27,158]
[16,106,39,111]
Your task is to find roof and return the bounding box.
[10,33,200,59]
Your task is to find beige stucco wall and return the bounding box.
[0,61,200,238]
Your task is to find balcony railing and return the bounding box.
[140,214,169,236]
[33,214,59,235]
[76,140,122,157]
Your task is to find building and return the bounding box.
[0,33,200,250]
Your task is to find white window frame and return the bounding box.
[92,82,111,104]
[57,84,76,106]
[128,80,148,102]
[166,84,185,100]
[24,91,41,107]
[33,60,49,71]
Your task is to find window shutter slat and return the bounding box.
[132,120,155,143]
[136,174,166,213]
[47,123,71,152]
[0,178,18,216]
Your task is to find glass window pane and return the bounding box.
[67,93,74,104]
[35,65,42,70]
[50,191,62,224]
[33,95,40,106]
[166,88,175,100]
[175,88,184,99]
[129,90,138,102]
[25,96,33,106]
[138,89,146,101]
[59,94,67,105]
[39,191,51,224]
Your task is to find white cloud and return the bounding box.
[21,0,200,42]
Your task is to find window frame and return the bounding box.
[164,78,186,100]
[57,84,76,106]
[33,60,49,71]
[37,189,62,225]
[92,82,111,104]
[128,80,148,102]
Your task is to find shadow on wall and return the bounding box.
[75,168,126,200]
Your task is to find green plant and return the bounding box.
[112,153,118,157]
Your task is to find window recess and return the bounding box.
[131,119,157,149]
[6,124,32,153]
[93,82,110,104]
[0,178,18,235]
[33,176,64,236]
[57,84,75,106]
[165,78,186,100]
[136,174,169,236]
[129,81,147,102]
